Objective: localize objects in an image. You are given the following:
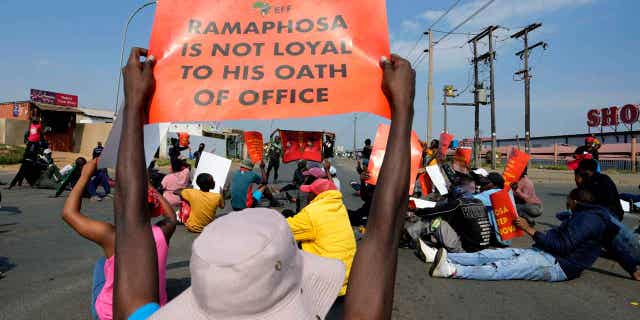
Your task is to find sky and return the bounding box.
[1,0,638,149]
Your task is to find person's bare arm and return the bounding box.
[343,54,415,320]
[153,186,178,241]
[113,47,158,319]
[61,159,115,257]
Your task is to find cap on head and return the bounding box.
[302,167,327,179]
[241,159,255,170]
[300,179,336,195]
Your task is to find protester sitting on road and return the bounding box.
[160,161,191,209]
[473,172,512,247]
[33,149,62,189]
[512,167,543,224]
[61,159,176,320]
[88,168,112,202]
[278,159,307,193]
[230,159,266,211]
[428,188,619,282]
[53,157,87,197]
[575,159,624,221]
[287,174,356,297]
[175,173,224,233]
[111,49,416,319]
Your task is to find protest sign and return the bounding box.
[99,114,166,169]
[426,165,448,196]
[192,152,232,193]
[366,124,422,194]
[489,189,524,241]
[178,132,190,147]
[503,148,531,185]
[439,132,454,159]
[244,131,264,163]
[279,130,323,163]
[147,0,391,123]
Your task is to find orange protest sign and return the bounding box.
[243,131,264,163]
[503,148,531,185]
[489,189,524,241]
[147,0,390,123]
[178,132,190,147]
[366,124,422,194]
[439,132,454,159]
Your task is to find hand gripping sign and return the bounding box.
[366,124,422,195]
[147,0,391,123]
[489,189,524,241]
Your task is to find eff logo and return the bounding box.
[253,1,291,15]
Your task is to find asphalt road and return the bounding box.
[0,160,639,320]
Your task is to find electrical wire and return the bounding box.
[434,0,496,45]
[428,0,464,30]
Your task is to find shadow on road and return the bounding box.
[0,256,17,273]
[167,277,191,300]
[0,206,22,215]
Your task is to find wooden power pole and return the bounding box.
[512,23,547,154]
[425,30,434,143]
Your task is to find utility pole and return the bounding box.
[443,94,448,133]
[488,27,497,169]
[353,114,357,161]
[512,23,547,154]
[425,30,434,142]
[468,25,499,167]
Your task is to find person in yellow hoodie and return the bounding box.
[287,171,357,300]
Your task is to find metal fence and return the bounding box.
[491,157,639,172]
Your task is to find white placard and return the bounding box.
[426,165,448,196]
[192,152,231,193]
[99,114,167,169]
[410,197,437,209]
[621,199,631,213]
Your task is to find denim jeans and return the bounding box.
[449,248,567,281]
[88,170,110,197]
[91,257,107,320]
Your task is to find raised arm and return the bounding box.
[113,48,158,319]
[61,159,115,257]
[343,54,415,320]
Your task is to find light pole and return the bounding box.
[114,1,157,115]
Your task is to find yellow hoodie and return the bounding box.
[287,190,356,296]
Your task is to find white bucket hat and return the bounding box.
[150,208,345,320]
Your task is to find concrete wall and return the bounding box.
[73,123,112,155]
[0,118,29,146]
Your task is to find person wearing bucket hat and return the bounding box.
[114,50,416,320]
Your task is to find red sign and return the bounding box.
[366,124,422,195]
[147,0,391,123]
[503,148,530,186]
[439,132,454,160]
[489,190,524,241]
[30,89,78,107]
[587,104,639,127]
[280,130,323,163]
[244,131,264,163]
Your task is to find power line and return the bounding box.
[428,0,464,30]
[434,0,496,45]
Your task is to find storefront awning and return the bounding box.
[32,102,83,113]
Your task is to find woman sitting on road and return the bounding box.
[61,159,177,320]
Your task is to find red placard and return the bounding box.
[178,132,190,147]
[489,189,524,241]
[366,124,422,194]
[503,148,530,186]
[244,131,264,163]
[147,0,391,123]
[280,130,323,163]
[439,132,454,159]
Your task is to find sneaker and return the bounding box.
[103,194,114,199]
[429,248,456,278]
[90,196,102,202]
[416,239,437,263]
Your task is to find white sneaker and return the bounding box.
[429,248,456,278]
[90,196,102,202]
[418,239,438,263]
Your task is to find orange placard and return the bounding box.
[147,0,390,123]
[178,132,190,147]
[366,124,422,194]
[439,133,454,159]
[503,148,531,185]
[489,190,524,241]
[244,131,264,163]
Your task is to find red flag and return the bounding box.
[244,131,264,163]
[279,130,323,163]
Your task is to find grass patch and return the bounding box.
[0,144,25,165]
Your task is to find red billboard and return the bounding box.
[30,89,78,108]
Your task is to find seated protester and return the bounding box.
[473,172,512,247]
[54,157,87,197]
[428,188,619,282]
[61,159,176,320]
[575,159,624,221]
[33,149,63,189]
[413,177,491,256]
[88,168,112,202]
[176,173,224,233]
[511,167,543,223]
[230,159,266,211]
[278,159,307,193]
[287,172,356,297]
[557,189,640,281]
[160,160,191,209]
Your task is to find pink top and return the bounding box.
[161,168,191,208]
[95,225,168,320]
[27,123,42,143]
[515,176,542,205]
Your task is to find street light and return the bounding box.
[114,1,157,115]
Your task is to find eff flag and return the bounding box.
[147,0,391,123]
[280,130,323,163]
[244,131,264,163]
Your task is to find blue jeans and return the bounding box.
[449,248,567,281]
[620,193,640,204]
[88,170,110,197]
[91,257,106,320]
